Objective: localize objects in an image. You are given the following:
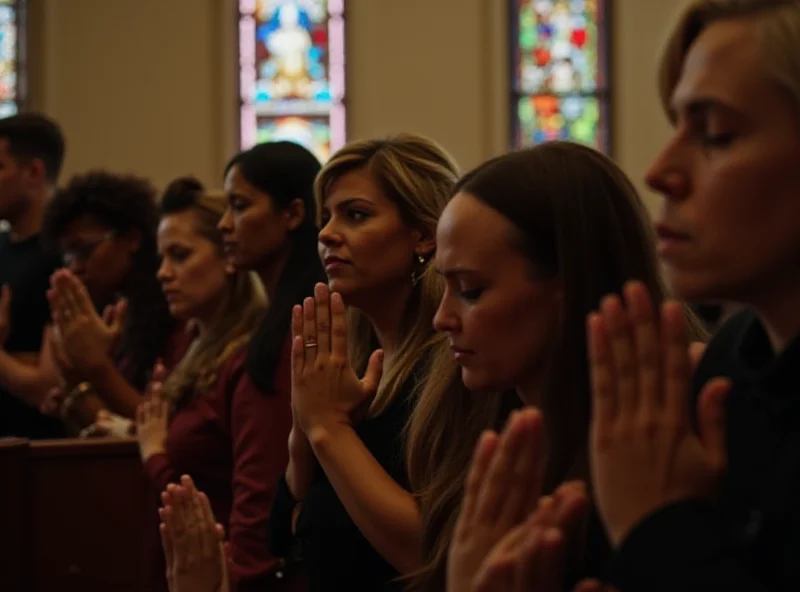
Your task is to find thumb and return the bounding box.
[152,359,167,382]
[689,341,707,372]
[114,299,128,329]
[360,349,384,397]
[696,377,731,472]
[102,304,114,326]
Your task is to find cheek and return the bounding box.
[464,296,555,383]
[180,259,228,297]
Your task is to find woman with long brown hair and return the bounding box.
[406,141,705,591]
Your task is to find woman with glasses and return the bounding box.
[39,170,186,429]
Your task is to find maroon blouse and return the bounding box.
[142,339,302,591]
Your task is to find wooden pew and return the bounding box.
[0,438,154,592]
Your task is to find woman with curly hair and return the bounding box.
[41,170,182,427]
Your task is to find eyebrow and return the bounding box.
[435,266,482,279]
[668,97,743,122]
[322,197,375,210]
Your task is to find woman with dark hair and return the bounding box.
[41,170,182,427]
[220,141,326,396]
[404,142,706,592]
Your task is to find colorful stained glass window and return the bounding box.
[511,0,609,151]
[239,0,345,162]
[0,0,22,118]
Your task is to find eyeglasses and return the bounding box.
[62,232,115,266]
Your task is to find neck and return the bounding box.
[193,288,232,338]
[10,188,49,242]
[749,272,800,353]
[359,282,411,365]
[256,246,292,300]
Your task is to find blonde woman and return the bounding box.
[263,134,458,591]
[133,177,293,592]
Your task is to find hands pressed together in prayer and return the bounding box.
[159,475,230,592]
[47,269,127,380]
[290,282,383,439]
[447,281,730,591]
[40,269,128,425]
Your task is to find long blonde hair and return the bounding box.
[659,0,800,119]
[158,177,266,406]
[314,133,459,417]
[405,144,708,591]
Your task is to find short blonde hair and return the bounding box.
[314,133,459,416]
[660,0,800,119]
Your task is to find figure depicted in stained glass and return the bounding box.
[514,0,606,150]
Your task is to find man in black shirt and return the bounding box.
[0,113,66,439]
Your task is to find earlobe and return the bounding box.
[285,199,307,231]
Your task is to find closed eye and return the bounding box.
[460,288,483,302]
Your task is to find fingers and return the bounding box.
[524,528,566,592]
[661,301,691,423]
[476,409,543,527]
[330,291,348,359]
[302,296,317,366]
[624,282,662,415]
[67,273,94,315]
[360,349,384,398]
[587,313,615,429]
[291,304,305,383]
[314,283,331,356]
[601,295,637,415]
[497,410,544,526]
[696,377,731,474]
[458,430,499,530]
[159,522,174,570]
[689,341,707,371]
[114,299,128,329]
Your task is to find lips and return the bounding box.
[654,223,691,241]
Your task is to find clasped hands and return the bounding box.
[448,281,731,591]
[290,282,383,440]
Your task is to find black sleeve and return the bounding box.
[609,500,770,592]
[268,474,299,558]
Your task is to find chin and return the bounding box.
[460,367,493,393]
[665,268,734,303]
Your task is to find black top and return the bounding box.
[0,231,63,439]
[269,371,419,592]
[610,309,800,591]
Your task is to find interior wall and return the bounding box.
[25,0,691,207]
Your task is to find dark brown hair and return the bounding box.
[406,141,707,591]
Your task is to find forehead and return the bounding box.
[673,19,769,112]
[61,215,109,241]
[158,210,200,240]
[325,168,388,207]
[436,192,516,267]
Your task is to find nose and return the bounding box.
[433,291,460,333]
[317,218,341,249]
[218,208,233,233]
[644,135,691,203]
[156,258,173,283]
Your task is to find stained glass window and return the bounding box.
[511,0,609,152]
[238,0,345,162]
[0,0,23,118]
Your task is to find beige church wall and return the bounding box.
[25,0,692,210]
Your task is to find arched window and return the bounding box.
[238,0,346,162]
[0,0,24,117]
[511,0,610,152]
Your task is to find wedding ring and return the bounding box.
[304,340,318,349]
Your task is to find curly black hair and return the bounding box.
[42,170,175,390]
